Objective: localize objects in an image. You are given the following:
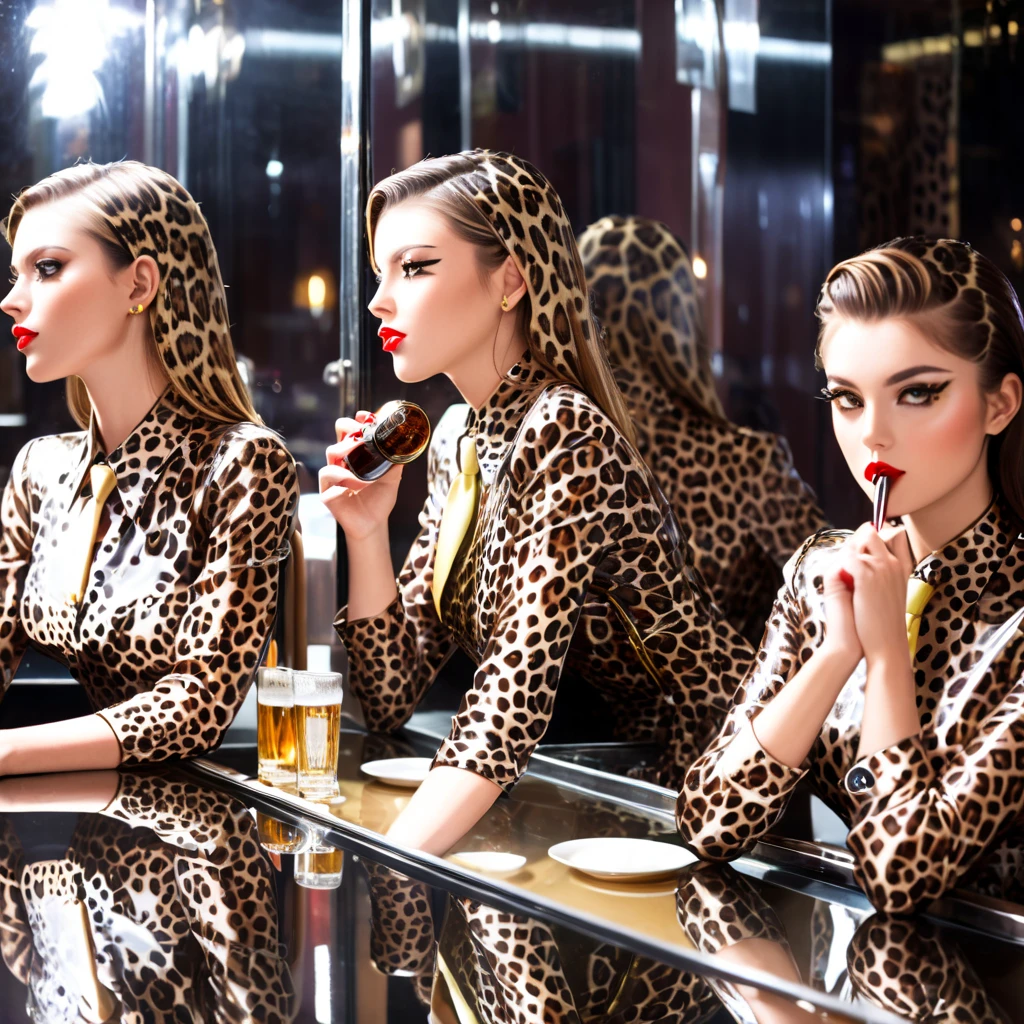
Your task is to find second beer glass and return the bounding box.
[294,670,344,796]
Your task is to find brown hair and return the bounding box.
[366,151,636,445]
[4,160,258,428]
[816,236,1024,521]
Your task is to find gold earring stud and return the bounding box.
[501,295,510,312]
[128,304,144,315]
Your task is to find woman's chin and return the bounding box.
[23,357,63,384]
[389,354,432,385]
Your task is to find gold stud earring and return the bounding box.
[501,295,510,312]
[128,304,144,315]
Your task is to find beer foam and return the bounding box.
[293,693,344,707]
[257,691,294,707]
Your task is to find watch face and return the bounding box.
[845,765,875,793]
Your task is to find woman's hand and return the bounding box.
[821,542,863,665]
[843,522,914,667]
[319,412,404,542]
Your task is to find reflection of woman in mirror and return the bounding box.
[580,216,829,644]
[321,151,752,854]
[0,162,298,774]
[0,769,295,1021]
[677,238,1024,913]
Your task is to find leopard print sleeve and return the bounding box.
[430,391,645,792]
[746,432,829,570]
[334,428,456,733]
[845,680,1024,913]
[676,539,825,859]
[0,441,35,694]
[97,428,298,764]
[0,816,31,986]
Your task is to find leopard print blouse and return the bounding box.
[0,387,298,763]
[337,350,753,792]
[677,499,1024,913]
[0,770,294,1022]
[579,215,829,644]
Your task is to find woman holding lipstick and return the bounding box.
[0,161,298,774]
[320,150,752,855]
[677,236,1024,914]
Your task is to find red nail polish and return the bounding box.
[839,569,854,592]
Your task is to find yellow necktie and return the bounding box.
[432,435,480,617]
[906,577,935,659]
[67,464,117,605]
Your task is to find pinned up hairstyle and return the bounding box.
[4,160,258,428]
[816,236,1024,521]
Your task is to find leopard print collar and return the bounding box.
[73,386,196,521]
[463,347,555,447]
[912,497,1022,609]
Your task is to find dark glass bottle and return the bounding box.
[343,400,431,481]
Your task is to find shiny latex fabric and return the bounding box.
[0,387,298,762]
[0,770,295,1022]
[677,499,1024,914]
[336,350,754,793]
[579,215,829,644]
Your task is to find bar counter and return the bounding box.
[0,707,1022,1021]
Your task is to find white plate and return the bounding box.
[449,851,528,876]
[548,838,697,882]
[360,757,433,788]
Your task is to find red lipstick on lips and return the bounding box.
[863,460,905,483]
[12,326,37,351]
[378,326,406,353]
[839,461,907,592]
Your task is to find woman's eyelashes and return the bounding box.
[819,379,952,410]
[400,257,441,279]
[9,258,63,285]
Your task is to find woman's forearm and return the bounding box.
[384,766,503,856]
[346,526,398,621]
[856,654,918,760]
[0,714,121,776]
[723,644,861,772]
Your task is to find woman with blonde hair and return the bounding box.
[321,150,752,854]
[0,160,298,774]
[677,237,1024,914]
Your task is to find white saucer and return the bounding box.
[449,851,528,876]
[359,757,433,788]
[548,838,697,882]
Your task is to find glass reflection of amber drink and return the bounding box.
[256,810,305,853]
[257,667,296,784]
[295,844,343,890]
[294,671,344,797]
[343,400,431,481]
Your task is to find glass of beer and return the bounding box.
[257,667,297,784]
[294,670,344,797]
[256,809,307,854]
[295,831,343,890]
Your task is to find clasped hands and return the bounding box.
[821,522,915,669]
